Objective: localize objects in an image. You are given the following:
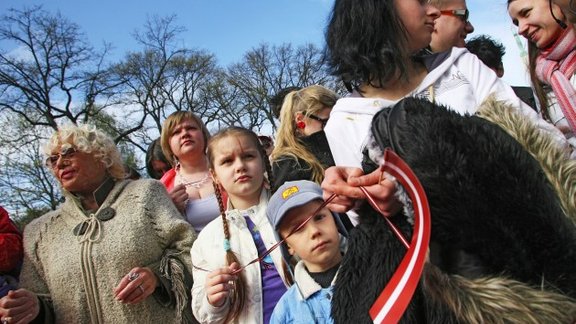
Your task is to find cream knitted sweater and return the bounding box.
[20,179,196,323]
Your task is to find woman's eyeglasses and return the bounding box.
[308,114,329,129]
[45,147,77,169]
[440,9,469,22]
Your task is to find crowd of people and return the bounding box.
[1,0,576,323]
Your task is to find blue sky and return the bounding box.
[0,0,332,66]
[0,0,530,86]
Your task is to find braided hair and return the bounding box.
[206,126,276,321]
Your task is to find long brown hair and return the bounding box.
[206,126,276,322]
[528,42,552,120]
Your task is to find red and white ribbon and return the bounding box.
[367,149,431,323]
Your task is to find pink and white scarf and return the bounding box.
[535,27,576,133]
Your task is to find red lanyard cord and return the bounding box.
[358,186,409,248]
[229,193,337,275]
[192,193,337,274]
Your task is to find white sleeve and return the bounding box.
[459,51,570,152]
[190,229,229,324]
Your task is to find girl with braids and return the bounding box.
[190,127,290,324]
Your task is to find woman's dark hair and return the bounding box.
[269,86,302,119]
[145,138,170,179]
[527,42,552,120]
[325,0,411,92]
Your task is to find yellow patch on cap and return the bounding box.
[282,186,299,199]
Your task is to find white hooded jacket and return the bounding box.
[190,190,290,324]
[325,47,568,168]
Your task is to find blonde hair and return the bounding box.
[160,111,210,166]
[270,85,339,184]
[206,126,275,322]
[44,124,126,180]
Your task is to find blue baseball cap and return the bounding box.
[266,180,348,261]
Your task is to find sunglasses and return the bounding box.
[308,114,329,129]
[440,9,469,22]
[45,147,77,169]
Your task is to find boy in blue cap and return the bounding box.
[266,180,348,323]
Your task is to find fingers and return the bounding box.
[120,284,148,305]
[322,167,366,198]
[0,289,39,324]
[322,166,367,212]
[348,167,384,187]
[324,195,357,213]
[205,264,238,308]
[7,312,36,324]
[169,184,188,211]
[363,178,401,217]
[114,267,158,304]
[322,166,402,215]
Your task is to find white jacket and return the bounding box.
[544,74,576,157]
[190,190,289,324]
[325,47,568,168]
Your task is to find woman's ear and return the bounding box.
[294,111,304,123]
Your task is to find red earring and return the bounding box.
[296,121,306,129]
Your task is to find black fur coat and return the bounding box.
[331,97,576,323]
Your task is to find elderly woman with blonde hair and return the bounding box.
[0,124,196,324]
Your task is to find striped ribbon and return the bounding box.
[367,149,431,323]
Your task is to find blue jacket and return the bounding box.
[270,261,337,324]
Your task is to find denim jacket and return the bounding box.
[270,261,338,324]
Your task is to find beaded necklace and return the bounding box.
[177,165,211,189]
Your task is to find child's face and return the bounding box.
[279,200,342,273]
[210,135,265,208]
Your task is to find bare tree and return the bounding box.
[225,43,342,131]
[114,14,220,141]
[0,9,343,222]
[0,6,123,130]
[0,117,61,218]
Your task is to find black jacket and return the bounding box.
[332,97,576,323]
